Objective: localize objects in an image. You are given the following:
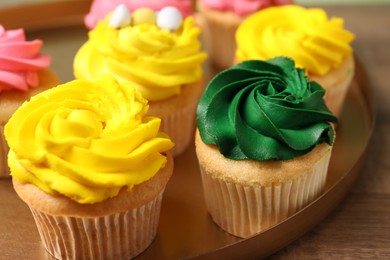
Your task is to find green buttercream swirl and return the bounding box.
[197,57,338,161]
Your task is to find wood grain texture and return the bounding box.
[270,195,390,259]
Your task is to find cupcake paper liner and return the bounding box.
[199,151,332,238]
[157,101,198,157]
[201,14,238,69]
[29,190,165,260]
[0,123,10,178]
[323,73,354,117]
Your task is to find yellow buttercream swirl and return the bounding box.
[235,5,355,76]
[5,76,174,204]
[74,16,207,101]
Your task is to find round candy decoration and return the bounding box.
[157,6,183,31]
[132,8,156,26]
[108,4,131,28]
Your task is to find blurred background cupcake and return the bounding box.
[197,0,293,69]
[195,57,338,238]
[74,4,207,157]
[235,5,355,116]
[0,24,59,178]
[85,0,194,29]
[5,76,174,259]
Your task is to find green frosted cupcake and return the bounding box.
[195,57,337,238]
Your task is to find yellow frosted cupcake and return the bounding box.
[5,76,174,259]
[0,25,59,177]
[74,5,207,156]
[235,5,355,116]
[197,0,293,69]
[195,57,337,238]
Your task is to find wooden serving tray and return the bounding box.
[0,1,375,259]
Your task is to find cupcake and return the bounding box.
[85,0,194,29]
[197,0,293,69]
[235,5,355,116]
[0,24,59,178]
[5,76,174,259]
[74,5,207,157]
[195,57,338,238]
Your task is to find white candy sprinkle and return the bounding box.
[157,6,183,31]
[108,4,132,28]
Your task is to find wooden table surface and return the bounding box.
[0,3,389,260]
[270,4,390,259]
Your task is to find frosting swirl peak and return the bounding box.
[5,76,174,204]
[235,5,355,76]
[197,57,337,161]
[0,25,51,91]
[74,15,207,101]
